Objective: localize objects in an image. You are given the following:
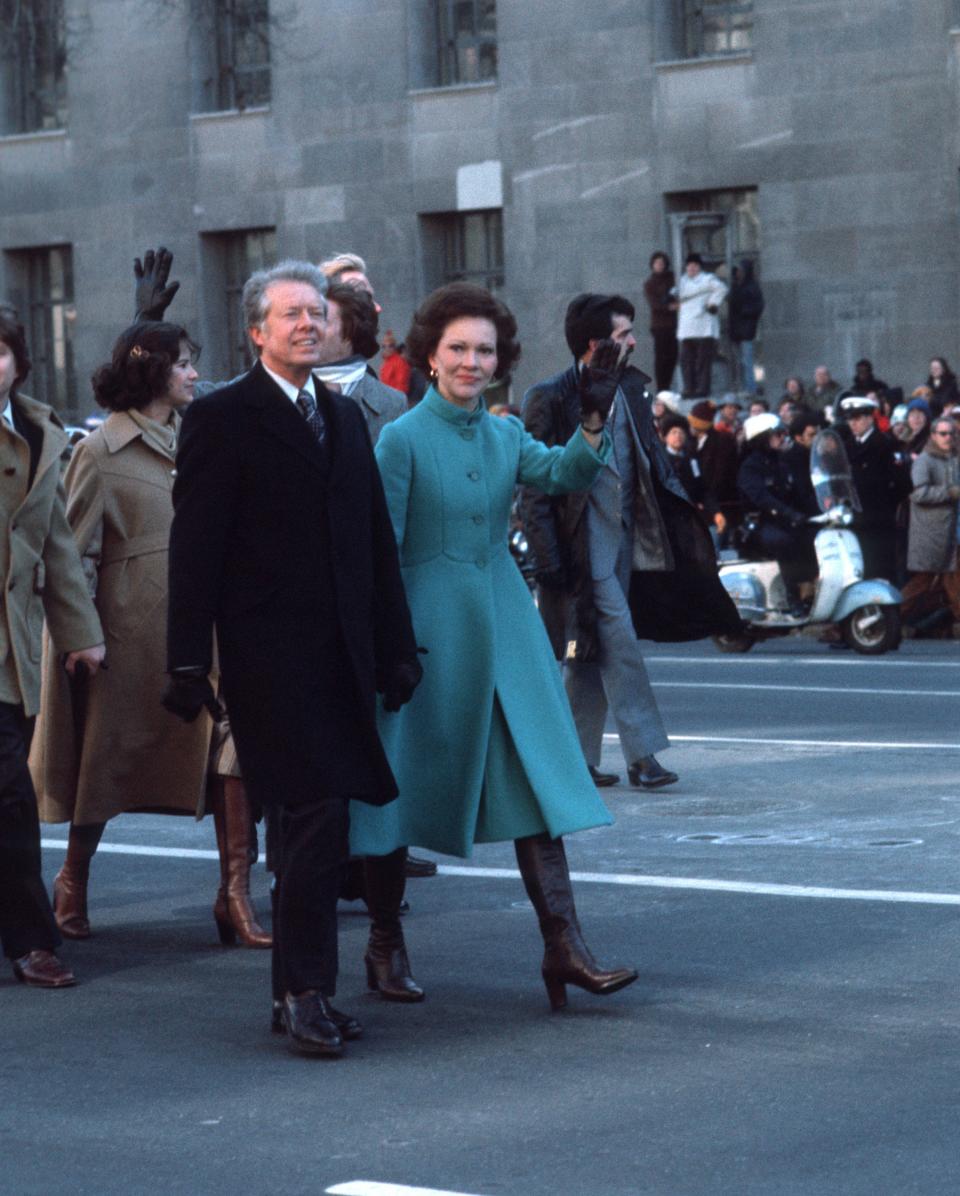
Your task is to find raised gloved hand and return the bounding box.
[134,247,180,321]
[579,338,628,428]
[161,669,223,723]
[382,651,426,713]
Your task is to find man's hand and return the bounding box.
[134,247,180,321]
[64,644,106,678]
[161,669,223,723]
[382,653,424,713]
[579,338,627,428]
[713,512,727,534]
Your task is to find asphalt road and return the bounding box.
[4,636,959,1196]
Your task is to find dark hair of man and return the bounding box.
[0,310,31,399]
[91,321,198,413]
[660,414,690,437]
[789,411,821,438]
[564,293,636,360]
[649,250,670,270]
[326,283,380,360]
[685,252,704,267]
[405,282,521,380]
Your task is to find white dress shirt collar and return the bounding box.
[261,362,317,406]
[1,396,14,428]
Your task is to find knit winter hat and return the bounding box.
[688,401,716,432]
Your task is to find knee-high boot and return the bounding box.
[363,847,424,1002]
[212,778,272,948]
[53,821,105,939]
[514,833,638,1011]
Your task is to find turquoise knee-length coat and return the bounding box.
[349,387,614,859]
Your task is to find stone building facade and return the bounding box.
[1,0,958,419]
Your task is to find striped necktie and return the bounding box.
[296,388,326,443]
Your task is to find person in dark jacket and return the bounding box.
[850,358,887,399]
[926,357,959,417]
[737,413,817,612]
[660,414,702,505]
[727,259,764,395]
[782,411,822,518]
[835,394,912,582]
[688,399,740,539]
[521,293,740,791]
[164,261,422,1057]
[643,251,679,392]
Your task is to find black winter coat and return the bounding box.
[167,362,417,809]
[728,264,765,343]
[837,425,912,531]
[521,364,741,658]
[643,271,678,334]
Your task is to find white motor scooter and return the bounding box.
[713,428,902,655]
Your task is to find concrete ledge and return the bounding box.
[655,52,753,71]
[408,80,497,99]
[0,127,67,146]
[188,106,271,123]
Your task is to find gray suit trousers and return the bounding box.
[564,540,669,768]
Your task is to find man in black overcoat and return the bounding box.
[521,294,740,791]
[163,261,420,1056]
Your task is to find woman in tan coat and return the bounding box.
[30,321,269,947]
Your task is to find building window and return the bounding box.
[682,1,753,58]
[437,1,497,86]
[4,245,76,417]
[0,0,67,135]
[202,228,276,379]
[438,210,504,289]
[195,0,271,112]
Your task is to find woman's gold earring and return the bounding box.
[429,367,438,381]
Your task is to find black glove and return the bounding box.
[535,567,566,592]
[161,669,223,723]
[579,338,627,427]
[382,652,425,713]
[706,304,719,316]
[134,247,180,321]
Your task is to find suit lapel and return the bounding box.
[246,362,331,478]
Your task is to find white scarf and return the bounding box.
[313,357,368,396]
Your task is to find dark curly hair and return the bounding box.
[91,322,198,412]
[405,283,520,381]
[326,282,380,360]
[0,310,32,400]
[564,293,635,360]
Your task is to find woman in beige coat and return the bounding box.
[30,321,269,947]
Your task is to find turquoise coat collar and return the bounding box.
[422,385,487,427]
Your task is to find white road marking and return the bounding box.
[652,681,960,698]
[646,654,960,668]
[327,1184,487,1196]
[603,732,960,750]
[40,840,960,907]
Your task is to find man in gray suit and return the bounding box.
[522,294,680,791]
[315,283,406,442]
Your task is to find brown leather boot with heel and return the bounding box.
[363,847,424,1001]
[211,778,272,948]
[53,821,105,940]
[514,832,638,1012]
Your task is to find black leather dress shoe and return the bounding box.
[281,991,346,1056]
[272,997,362,1040]
[627,756,679,789]
[11,949,76,988]
[405,853,438,878]
[588,765,620,788]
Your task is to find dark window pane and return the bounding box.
[6,245,77,416]
[682,0,753,58]
[0,0,67,134]
[438,0,497,86]
[216,0,271,110]
[221,228,277,376]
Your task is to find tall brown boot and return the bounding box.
[53,821,105,940]
[364,848,424,1001]
[211,778,272,948]
[514,833,637,1012]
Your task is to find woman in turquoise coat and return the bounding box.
[352,283,637,1011]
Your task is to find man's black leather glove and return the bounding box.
[161,669,223,723]
[579,338,627,428]
[382,653,425,713]
[135,247,180,321]
[535,567,566,591]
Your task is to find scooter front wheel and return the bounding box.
[841,604,901,654]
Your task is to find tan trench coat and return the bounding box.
[30,411,214,826]
[0,394,103,716]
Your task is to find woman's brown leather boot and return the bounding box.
[53,821,105,939]
[212,778,272,948]
[363,847,424,1001]
[514,832,638,1011]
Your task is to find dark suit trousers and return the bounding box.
[651,329,679,393]
[679,337,716,398]
[272,798,349,996]
[0,702,60,960]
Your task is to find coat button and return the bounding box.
[467,470,480,481]
[4,467,14,476]
[170,469,177,477]
[472,514,484,524]
[476,557,487,568]
[460,429,475,440]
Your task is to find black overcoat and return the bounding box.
[521,364,741,658]
[167,362,417,808]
